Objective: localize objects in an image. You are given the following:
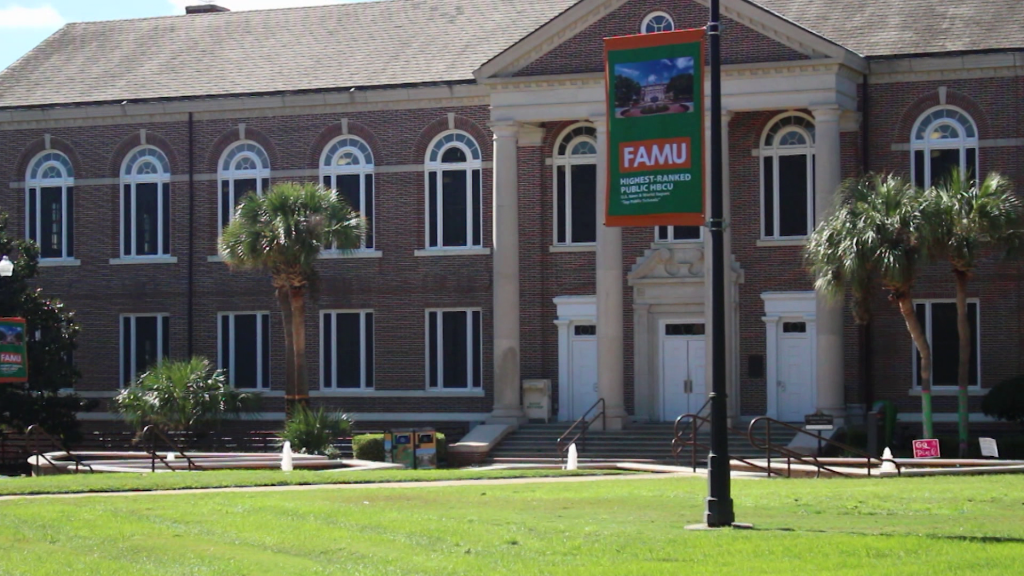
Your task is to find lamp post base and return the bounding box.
[685,522,754,531]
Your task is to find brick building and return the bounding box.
[1,0,1022,436]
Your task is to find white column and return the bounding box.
[489,121,525,424]
[632,303,651,422]
[811,106,846,419]
[592,115,628,430]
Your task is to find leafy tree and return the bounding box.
[666,73,694,102]
[806,174,936,438]
[114,357,261,434]
[219,182,363,415]
[981,375,1024,428]
[0,213,91,442]
[925,170,1023,456]
[614,75,642,108]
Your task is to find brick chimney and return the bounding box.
[185,4,230,14]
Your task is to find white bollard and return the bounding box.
[281,441,294,472]
[880,447,897,474]
[566,443,578,471]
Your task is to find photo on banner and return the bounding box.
[604,28,705,227]
[0,317,28,383]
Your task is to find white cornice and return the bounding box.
[868,52,1024,84]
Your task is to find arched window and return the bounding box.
[911,107,978,189]
[641,11,674,34]
[121,146,171,257]
[553,124,597,246]
[761,114,816,239]
[218,141,270,233]
[425,131,482,249]
[26,151,75,260]
[321,136,375,250]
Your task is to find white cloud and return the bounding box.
[168,0,360,12]
[0,4,65,29]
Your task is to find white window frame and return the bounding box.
[218,141,271,234]
[119,313,168,388]
[217,311,270,390]
[641,11,675,34]
[425,308,483,390]
[424,131,483,250]
[654,225,703,243]
[911,298,982,390]
[553,123,598,247]
[320,309,374,390]
[910,106,979,190]
[320,136,375,251]
[760,112,816,240]
[25,150,74,260]
[120,146,171,258]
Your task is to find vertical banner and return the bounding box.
[0,317,28,383]
[604,29,705,227]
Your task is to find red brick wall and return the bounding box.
[516,0,808,77]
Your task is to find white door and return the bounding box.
[660,323,707,421]
[569,326,599,420]
[776,321,814,421]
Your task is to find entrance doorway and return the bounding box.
[776,321,815,421]
[660,322,706,421]
[569,324,599,420]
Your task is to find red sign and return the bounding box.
[912,439,941,459]
[619,137,692,172]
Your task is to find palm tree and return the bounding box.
[925,170,1023,456]
[219,182,364,414]
[806,174,936,438]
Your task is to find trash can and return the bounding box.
[522,379,552,422]
[414,430,437,470]
[384,430,416,468]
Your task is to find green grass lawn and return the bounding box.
[0,468,626,497]
[1,475,1023,575]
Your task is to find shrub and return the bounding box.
[981,375,1024,426]
[352,432,447,465]
[280,405,351,457]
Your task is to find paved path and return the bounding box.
[0,472,706,502]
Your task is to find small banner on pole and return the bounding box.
[0,317,28,383]
[604,28,706,227]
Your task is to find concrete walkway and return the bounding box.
[0,471,709,502]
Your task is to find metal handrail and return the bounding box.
[670,412,778,476]
[747,417,902,478]
[141,425,202,472]
[556,398,605,461]
[671,396,713,453]
[25,424,93,474]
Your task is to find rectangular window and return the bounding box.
[123,182,170,256]
[219,178,259,233]
[218,312,270,389]
[427,170,481,249]
[28,186,72,259]
[426,309,482,389]
[120,314,169,387]
[655,225,702,243]
[763,154,812,239]
[321,311,374,389]
[913,300,980,388]
[327,173,374,250]
[554,164,597,245]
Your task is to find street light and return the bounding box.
[0,255,13,277]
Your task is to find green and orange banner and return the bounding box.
[0,317,28,383]
[604,28,705,227]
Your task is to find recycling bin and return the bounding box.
[384,430,415,468]
[522,379,552,422]
[414,430,437,470]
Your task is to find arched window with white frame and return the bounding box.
[425,131,482,249]
[26,151,75,260]
[218,141,270,233]
[911,107,978,189]
[321,136,375,250]
[553,124,597,246]
[761,113,816,239]
[641,11,674,34]
[121,146,171,257]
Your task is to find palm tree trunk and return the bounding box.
[954,269,971,457]
[289,286,309,411]
[277,286,296,418]
[896,295,934,438]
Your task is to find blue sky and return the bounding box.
[0,1,369,71]
[615,57,694,87]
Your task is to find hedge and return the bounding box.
[353,432,447,465]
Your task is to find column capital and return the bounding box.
[810,106,843,123]
[588,115,608,133]
[517,123,546,147]
[489,120,520,139]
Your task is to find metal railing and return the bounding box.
[670,411,777,476]
[556,398,605,461]
[25,425,93,474]
[747,417,902,478]
[141,425,202,472]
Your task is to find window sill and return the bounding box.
[38,258,81,267]
[549,244,596,253]
[910,387,987,397]
[109,256,178,265]
[414,248,490,257]
[424,388,486,396]
[234,389,281,397]
[756,238,807,247]
[207,255,225,263]
[320,250,383,260]
[653,240,703,246]
[312,389,485,397]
